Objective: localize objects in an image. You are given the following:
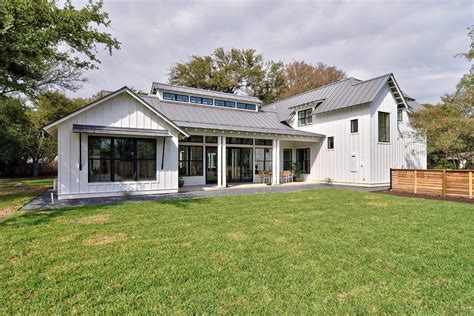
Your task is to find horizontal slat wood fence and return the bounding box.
[391,169,473,199]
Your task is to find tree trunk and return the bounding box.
[32,159,39,177]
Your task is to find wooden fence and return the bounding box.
[390,169,473,199]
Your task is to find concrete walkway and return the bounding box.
[21,183,388,211]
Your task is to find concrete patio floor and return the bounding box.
[21,182,389,211]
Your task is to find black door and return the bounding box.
[206,147,218,184]
[226,147,253,182]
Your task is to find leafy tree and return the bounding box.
[0,0,120,96]
[280,61,346,98]
[0,96,30,166]
[25,92,88,175]
[169,48,286,104]
[411,27,474,169]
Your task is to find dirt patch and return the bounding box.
[378,190,474,204]
[367,202,388,207]
[0,207,13,218]
[78,214,111,224]
[83,233,126,246]
[227,231,248,241]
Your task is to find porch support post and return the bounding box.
[272,138,281,185]
[217,136,222,187]
[221,136,227,188]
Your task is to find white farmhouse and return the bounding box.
[44,73,426,199]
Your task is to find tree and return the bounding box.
[410,43,473,169]
[0,0,120,96]
[0,96,30,167]
[26,92,88,175]
[280,61,346,98]
[169,48,286,104]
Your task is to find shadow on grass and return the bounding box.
[0,196,215,228]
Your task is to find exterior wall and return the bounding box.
[289,104,372,185]
[369,85,427,185]
[288,83,426,186]
[57,94,179,199]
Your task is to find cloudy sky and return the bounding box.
[70,0,472,104]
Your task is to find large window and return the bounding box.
[88,137,156,182]
[350,119,358,133]
[283,149,292,171]
[179,146,203,176]
[255,148,272,174]
[378,111,390,142]
[298,108,312,126]
[296,148,310,174]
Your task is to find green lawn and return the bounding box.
[0,178,54,217]
[0,189,473,314]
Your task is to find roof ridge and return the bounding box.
[351,73,393,86]
[151,82,261,102]
[264,77,353,108]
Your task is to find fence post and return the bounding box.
[389,168,392,190]
[414,170,418,194]
[442,170,447,197]
[469,171,473,199]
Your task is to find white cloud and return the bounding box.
[70,0,472,104]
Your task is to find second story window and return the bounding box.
[163,92,189,102]
[378,111,390,143]
[350,119,359,133]
[397,109,403,122]
[298,108,312,126]
[327,137,334,149]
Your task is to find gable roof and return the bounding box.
[43,87,190,138]
[263,73,416,121]
[140,96,323,139]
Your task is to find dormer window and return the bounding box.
[298,108,312,127]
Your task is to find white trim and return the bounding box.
[43,87,190,137]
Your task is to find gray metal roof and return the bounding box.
[151,82,262,104]
[263,73,417,121]
[141,96,323,138]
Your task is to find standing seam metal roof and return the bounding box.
[140,96,323,138]
[263,74,401,121]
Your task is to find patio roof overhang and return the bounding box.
[72,124,173,138]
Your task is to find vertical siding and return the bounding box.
[369,85,427,184]
[289,104,372,184]
[57,94,179,199]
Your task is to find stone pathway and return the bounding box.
[21,183,388,211]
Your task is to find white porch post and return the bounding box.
[272,139,281,185]
[217,136,222,187]
[221,136,227,187]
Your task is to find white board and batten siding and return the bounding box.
[289,103,371,185]
[290,83,426,186]
[57,94,180,199]
[369,85,427,185]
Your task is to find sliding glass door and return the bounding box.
[226,147,252,182]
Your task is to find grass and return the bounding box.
[0,178,53,217]
[0,189,473,313]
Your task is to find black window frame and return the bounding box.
[88,136,156,183]
[181,135,204,143]
[255,139,272,146]
[378,111,390,143]
[327,136,334,149]
[178,145,203,176]
[298,108,313,126]
[283,148,293,171]
[350,119,359,133]
[226,137,253,145]
[296,148,310,174]
[255,148,272,175]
